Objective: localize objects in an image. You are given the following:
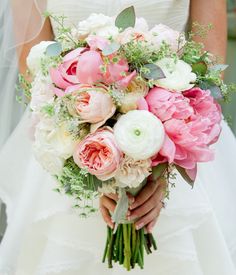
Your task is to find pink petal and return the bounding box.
[86,35,109,50]
[159,134,176,163]
[63,47,85,62]
[54,87,65,97]
[116,70,137,88]
[186,165,197,181]
[49,67,72,89]
[137,97,149,111]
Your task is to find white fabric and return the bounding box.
[0,0,236,274]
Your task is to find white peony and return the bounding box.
[75,13,119,39]
[155,57,197,92]
[26,41,55,74]
[30,73,55,112]
[115,155,151,188]
[114,110,165,160]
[33,118,78,174]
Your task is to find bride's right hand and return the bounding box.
[99,193,119,229]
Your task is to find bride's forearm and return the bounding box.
[190,0,227,62]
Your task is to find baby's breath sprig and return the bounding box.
[16,73,32,105]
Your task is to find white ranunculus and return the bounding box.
[115,155,151,188]
[30,73,55,112]
[155,57,197,92]
[26,41,55,74]
[114,110,165,160]
[76,13,119,39]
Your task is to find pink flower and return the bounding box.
[144,87,194,121]
[149,24,185,51]
[76,50,104,84]
[142,87,222,175]
[73,128,122,180]
[183,87,222,144]
[50,48,84,89]
[86,35,109,51]
[66,84,116,132]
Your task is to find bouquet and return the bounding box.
[21,6,235,271]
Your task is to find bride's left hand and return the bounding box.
[127,177,167,233]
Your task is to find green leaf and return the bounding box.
[102,42,120,56]
[152,163,168,182]
[209,64,229,72]
[115,6,136,31]
[46,42,62,57]
[192,61,207,75]
[175,165,194,187]
[142,64,166,80]
[198,81,223,99]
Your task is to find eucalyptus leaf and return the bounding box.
[208,85,223,99]
[142,64,166,80]
[152,163,168,182]
[112,189,129,224]
[102,42,120,56]
[209,64,229,72]
[115,6,136,31]
[175,165,194,187]
[192,61,207,76]
[46,42,62,57]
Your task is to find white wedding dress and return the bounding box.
[0,0,236,274]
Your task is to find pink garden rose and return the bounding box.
[50,48,84,89]
[73,128,122,180]
[66,84,116,131]
[139,87,222,177]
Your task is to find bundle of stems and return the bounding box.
[102,223,157,270]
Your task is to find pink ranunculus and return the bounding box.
[183,87,222,144]
[144,87,194,121]
[105,58,129,84]
[50,48,85,90]
[149,24,185,51]
[73,128,122,180]
[66,84,116,132]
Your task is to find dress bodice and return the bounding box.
[47,0,190,34]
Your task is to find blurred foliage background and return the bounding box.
[223,0,236,135]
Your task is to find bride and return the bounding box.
[0,0,236,274]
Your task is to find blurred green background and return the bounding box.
[223,0,236,135]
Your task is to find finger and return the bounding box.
[146,217,158,233]
[128,183,165,220]
[105,193,119,202]
[99,205,114,229]
[100,196,116,213]
[129,180,158,210]
[135,205,162,230]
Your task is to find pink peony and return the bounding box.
[50,48,84,89]
[141,87,222,174]
[66,84,116,131]
[144,87,194,121]
[73,128,122,180]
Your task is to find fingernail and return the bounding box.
[129,197,135,204]
[129,204,135,210]
[136,222,144,230]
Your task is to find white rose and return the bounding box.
[114,110,165,160]
[30,73,55,112]
[115,155,151,188]
[26,41,55,74]
[33,146,64,175]
[33,118,77,160]
[76,13,119,39]
[155,57,197,92]
[149,24,186,51]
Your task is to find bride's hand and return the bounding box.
[99,177,166,232]
[127,177,166,233]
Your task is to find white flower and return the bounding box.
[155,57,197,92]
[76,13,119,39]
[114,110,165,160]
[33,118,78,175]
[26,41,55,74]
[149,24,186,51]
[98,180,118,194]
[119,79,149,113]
[115,155,151,188]
[30,73,55,112]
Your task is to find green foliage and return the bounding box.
[115,6,136,31]
[56,157,103,217]
[41,104,55,117]
[16,73,32,105]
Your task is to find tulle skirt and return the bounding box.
[0,111,236,275]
